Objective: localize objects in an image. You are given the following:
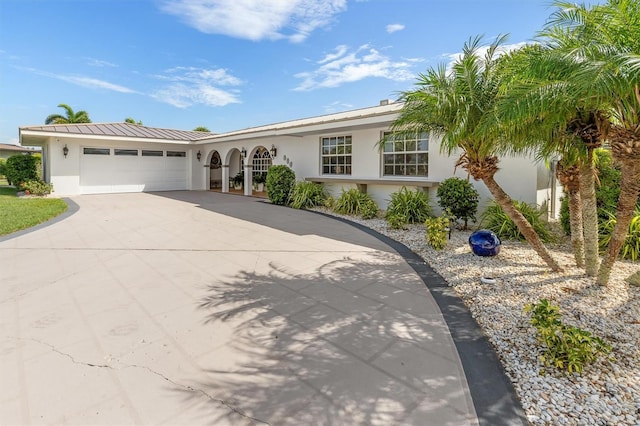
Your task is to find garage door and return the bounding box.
[80,147,188,194]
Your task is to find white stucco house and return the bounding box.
[19,100,562,218]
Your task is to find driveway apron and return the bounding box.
[0,191,507,425]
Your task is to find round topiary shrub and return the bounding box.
[4,154,38,187]
[436,177,479,229]
[266,165,295,205]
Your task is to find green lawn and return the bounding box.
[0,187,68,236]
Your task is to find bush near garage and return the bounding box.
[266,165,296,205]
[4,154,39,187]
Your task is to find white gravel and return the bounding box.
[314,208,640,426]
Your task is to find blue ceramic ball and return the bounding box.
[469,230,501,256]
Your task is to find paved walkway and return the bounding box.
[0,191,523,425]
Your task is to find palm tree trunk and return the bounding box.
[557,161,584,267]
[580,151,600,276]
[568,189,585,268]
[483,175,563,272]
[596,158,640,285]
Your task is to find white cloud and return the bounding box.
[59,76,136,93]
[294,44,415,91]
[160,0,347,42]
[152,66,242,108]
[386,24,404,34]
[443,41,530,70]
[21,67,137,93]
[86,58,117,67]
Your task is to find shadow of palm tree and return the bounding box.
[172,253,479,425]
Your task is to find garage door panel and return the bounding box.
[80,148,188,194]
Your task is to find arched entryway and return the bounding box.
[251,147,272,194]
[209,151,222,190]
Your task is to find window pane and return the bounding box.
[345,156,351,164]
[417,165,428,176]
[383,141,393,152]
[418,138,429,151]
[406,140,416,151]
[394,141,404,152]
[167,151,186,157]
[323,157,330,165]
[384,165,394,175]
[142,150,163,157]
[83,147,110,155]
[406,153,417,164]
[417,153,428,163]
[383,154,392,166]
[345,166,352,175]
[115,149,138,156]
[337,145,344,155]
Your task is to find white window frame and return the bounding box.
[320,135,352,175]
[381,131,429,177]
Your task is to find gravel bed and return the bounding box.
[314,208,640,426]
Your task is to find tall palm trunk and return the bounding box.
[580,150,600,276]
[557,161,584,267]
[468,155,563,272]
[597,128,640,285]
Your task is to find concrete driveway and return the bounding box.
[0,192,521,425]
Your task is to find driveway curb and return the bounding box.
[311,211,528,426]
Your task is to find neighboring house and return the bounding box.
[19,101,562,218]
[0,143,36,159]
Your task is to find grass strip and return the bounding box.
[0,187,68,236]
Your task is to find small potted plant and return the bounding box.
[232,172,244,190]
[253,173,266,192]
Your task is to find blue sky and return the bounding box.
[1,0,562,145]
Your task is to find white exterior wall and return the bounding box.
[199,124,555,218]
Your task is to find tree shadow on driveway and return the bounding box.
[174,252,479,425]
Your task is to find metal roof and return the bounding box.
[19,122,215,142]
[210,102,403,139]
[0,143,36,152]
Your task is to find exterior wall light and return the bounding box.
[63,144,69,158]
[196,150,202,162]
[270,144,277,158]
[241,147,247,158]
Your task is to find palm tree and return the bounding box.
[492,45,601,270]
[45,104,91,125]
[392,35,563,272]
[545,0,640,285]
[193,126,210,132]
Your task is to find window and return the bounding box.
[252,147,272,176]
[382,132,429,177]
[321,135,352,175]
[166,151,186,157]
[83,147,110,155]
[114,149,138,156]
[142,150,163,157]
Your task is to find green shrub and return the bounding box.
[480,200,556,243]
[0,158,6,179]
[385,187,432,225]
[334,188,378,219]
[599,208,640,261]
[525,299,611,374]
[4,154,38,187]
[324,195,335,209]
[425,215,450,250]
[232,172,244,187]
[289,181,325,209]
[20,180,53,196]
[253,173,266,184]
[386,212,408,230]
[266,165,295,205]
[436,177,479,229]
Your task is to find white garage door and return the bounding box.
[80,148,188,194]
